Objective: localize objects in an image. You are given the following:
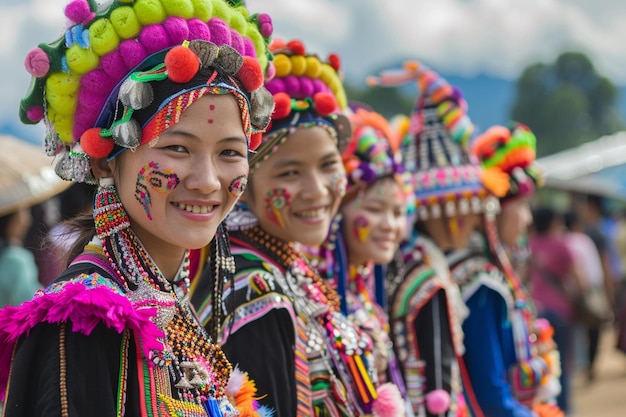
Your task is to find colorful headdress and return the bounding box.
[20,0,275,183]
[342,108,410,202]
[249,39,351,172]
[472,122,543,203]
[368,61,494,221]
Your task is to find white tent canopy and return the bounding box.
[536,131,626,200]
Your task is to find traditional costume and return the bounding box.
[0,1,275,416]
[454,123,562,417]
[368,62,489,417]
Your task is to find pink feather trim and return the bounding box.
[373,382,405,417]
[0,279,165,400]
[225,366,247,398]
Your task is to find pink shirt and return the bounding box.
[529,235,576,320]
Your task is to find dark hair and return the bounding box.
[0,212,17,241]
[564,211,578,231]
[532,207,558,234]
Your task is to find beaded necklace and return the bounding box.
[239,226,378,414]
[102,225,235,413]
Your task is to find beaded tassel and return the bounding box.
[94,177,131,239]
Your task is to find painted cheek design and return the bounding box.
[264,187,291,229]
[134,161,180,221]
[228,174,248,198]
[331,173,348,199]
[353,215,370,243]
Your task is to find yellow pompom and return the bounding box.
[229,11,247,33]
[66,44,99,74]
[110,6,141,39]
[47,108,74,143]
[46,72,80,96]
[335,90,348,111]
[245,28,267,70]
[133,0,167,25]
[89,18,121,56]
[211,0,229,22]
[190,0,212,21]
[290,55,306,75]
[47,93,77,116]
[162,0,194,19]
[273,54,292,77]
[304,56,322,78]
[319,63,335,84]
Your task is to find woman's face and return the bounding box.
[109,94,248,260]
[341,177,407,266]
[497,198,533,247]
[246,126,345,246]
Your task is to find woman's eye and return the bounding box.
[166,145,188,153]
[278,170,298,178]
[221,149,245,158]
[322,159,339,169]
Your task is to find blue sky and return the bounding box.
[2,0,626,141]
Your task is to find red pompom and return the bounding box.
[287,40,305,56]
[237,56,264,92]
[80,128,115,158]
[249,132,262,151]
[313,92,337,116]
[272,92,292,119]
[327,53,341,72]
[165,45,200,83]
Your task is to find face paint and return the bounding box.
[134,161,180,220]
[331,172,348,199]
[208,103,216,124]
[264,187,291,228]
[229,174,248,198]
[353,214,370,243]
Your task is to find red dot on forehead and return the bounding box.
[209,104,215,110]
[208,119,214,124]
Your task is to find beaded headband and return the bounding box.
[368,61,493,221]
[472,122,543,203]
[19,0,274,183]
[249,39,351,172]
[342,108,407,200]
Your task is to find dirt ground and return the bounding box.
[572,327,626,417]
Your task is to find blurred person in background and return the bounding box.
[0,207,41,307]
[563,211,612,382]
[529,207,584,414]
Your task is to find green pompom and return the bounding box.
[190,0,212,21]
[228,9,246,33]
[66,44,100,74]
[162,0,194,19]
[110,6,142,39]
[134,0,167,26]
[89,18,121,56]
[210,0,229,22]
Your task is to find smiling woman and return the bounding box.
[0,0,276,416]
[191,40,404,417]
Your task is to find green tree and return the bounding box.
[511,52,623,157]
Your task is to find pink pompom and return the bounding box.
[188,18,210,41]
[99,51,129,82]
[163,16,189,46]
[139,24,171,54]
[425,389,450,414]
[373,383,405,417]
[80,69,115,97]
[65,0,95,25]
[264,78,286,96]
[312,79,330,94]
[26,106,44,122]
[243,38,256,58]
[229,29,244,55]
[119,39,149,70]
[299,77,314,97]
[208,18,230,47]
[24,47,50,77]
[283,75,299,97]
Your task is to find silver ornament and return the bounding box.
[250,87,274,129]
[112,119,142,149]
[118,77,154,110]
[215,45,243,74]
[189,40,219,68]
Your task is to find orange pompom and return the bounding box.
[480,166,511,197]
[165,45,200,83]
[287,40,305,56]
[80,127,115,158]
[327,53,341,72]
[249,132,262,151]
[237,56,263,92]
[313,92,337,116]
[269,38,287,51]
[272,92,292,119]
